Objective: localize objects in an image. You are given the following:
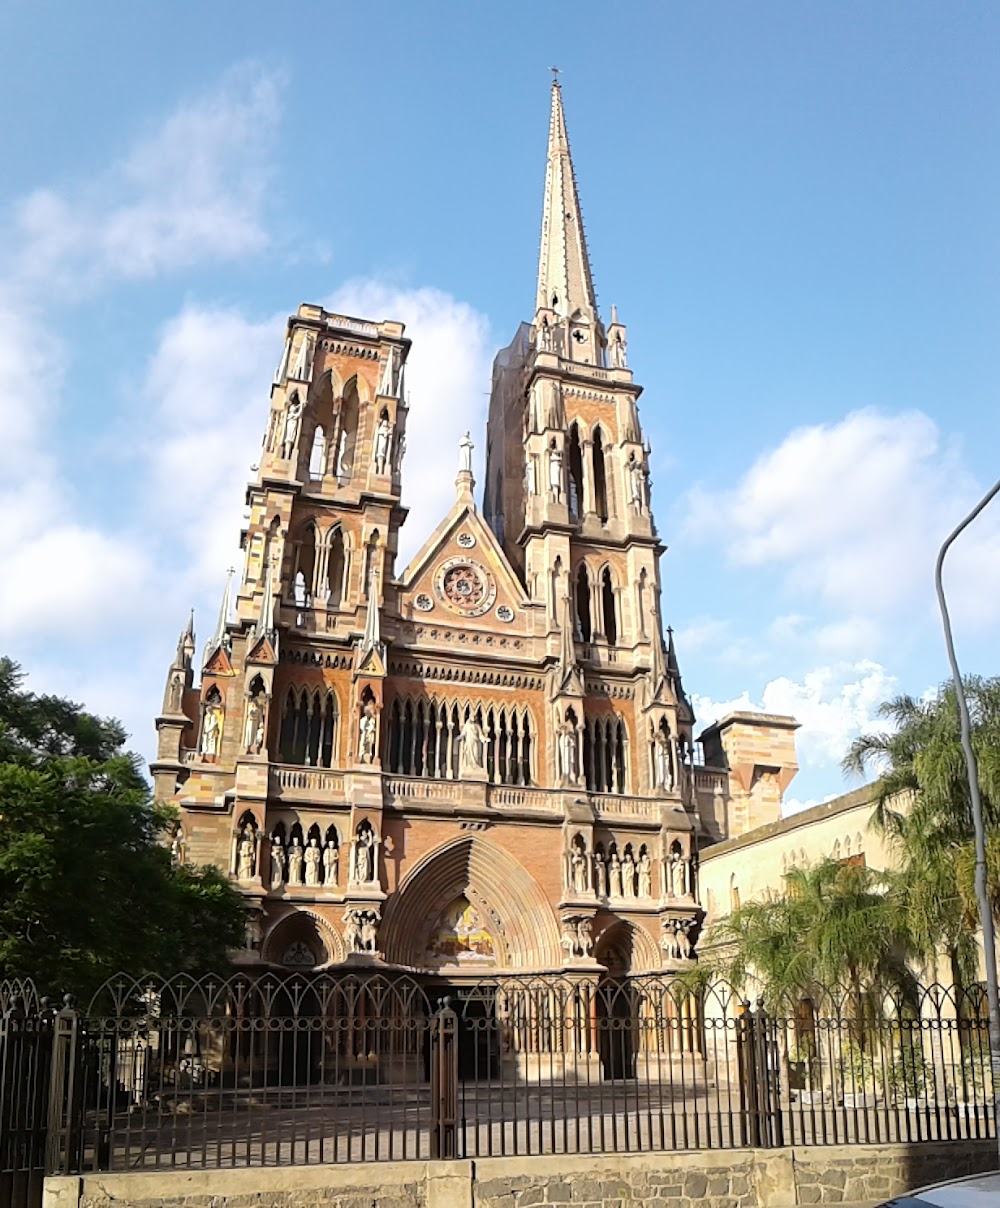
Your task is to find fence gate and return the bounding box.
[0,984,52,1208]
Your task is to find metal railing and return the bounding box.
[1,973,994,1191]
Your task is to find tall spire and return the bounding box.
[203,569,234,667]
[536,78,598,321]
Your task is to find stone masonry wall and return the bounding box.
[43,1141,999,1208]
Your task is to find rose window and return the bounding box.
[442,565,485,609]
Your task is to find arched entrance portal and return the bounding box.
[380,836,562,1078]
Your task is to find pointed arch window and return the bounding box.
[601,567,617,645]
[327,528,346,607]
[385,696,533,786]
[593,426,609,523]
[575,565,591,643]
[278,687,339,767]
[567,423,584,521]
[309,426,326,478]
[583,711,628,795]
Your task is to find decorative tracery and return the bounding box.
[386,697,533,786]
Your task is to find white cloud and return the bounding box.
[693,659,898,768]
[8,64,281,293]
[325,280,493,568]
[683,408,1000,630]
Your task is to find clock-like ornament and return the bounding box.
[434,557,497,617]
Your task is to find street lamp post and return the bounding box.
[934,476,1000,1165]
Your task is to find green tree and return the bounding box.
[0,657,245,998]
[701,858,919,1013]
[843,676,1000,987]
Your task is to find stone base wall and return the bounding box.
[42,1141,999,1208]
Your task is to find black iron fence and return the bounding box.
[1,971,995,1201]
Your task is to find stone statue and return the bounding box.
[280,397,302,459]
[610,329,627,369]
[628,455,644,509]
[593,850,608,898]
[560,924,576,958]
[243,694,266,755]
[675,921,693,960]
[393,430,406,472]
[353,826,376,884]
[288,839,304,886]
[571,842,589,895]
[558,721,579,784]
[304,838,321,886]
[622,850,636,898]
[459,717,485,773]
[199,702,223,758]
[323,841,338,886]
[358,699,377,763]
[168,672,183,712]
[538,316,552,352]
[373,415,391,474]
[638,851,652,898]
[343,911,362,954]
[171,826,185,866]
[548,444,563,502]
[525,454,536,495]
[661,926,679,961]
[244,912,262,951]
[576,918,593,957]
[360,913,379,953]
[609,852,623,898]
[670,850,688,898]
[237,829,255,881]
[654,729,673,791]
[291,333,314,382]
[459,431,474,474]
[270,837,286,890]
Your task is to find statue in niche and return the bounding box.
[353,824,377,884]
[525,454,536,496]
[243,692,266,755]
[622,849,636,898]
[199,699,223,759]
[558,719,579,784]
[373,414,392,474]
[291,333,314,382]
[304,838,321,886]
[570,840,589,895]
[593,850,608,898]
[576,918,593,957]
[393,430,406,473]
[459,716,485,773]
[244,912,262,951]
[323,840,339,886]
[653,728,673,791]
[638,851,652,898]
[357,699,377,764]
[609,851,623,898]
[610,329,627,369]
[538,316,552,352]
[270,836,286,890]
[670,849,688,898]
[237,828,255,881]
[628,454,645,510]
[675,920,693,960]
[548,444,563,502]
[167,672,183,712]
[280,397,303,459]
[287,838,304,886]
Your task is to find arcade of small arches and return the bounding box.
[278,685,340,767]
[385,696,534,785]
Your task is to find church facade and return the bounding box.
[152,82,799,982]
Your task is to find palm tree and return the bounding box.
[843,676,1000,988]
[703,857,920,1016]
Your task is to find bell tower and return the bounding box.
[485,79,687,801]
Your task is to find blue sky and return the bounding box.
[1,1,998,809]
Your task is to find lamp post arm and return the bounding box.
[934,475,1000,1164]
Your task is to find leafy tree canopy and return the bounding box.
[0,656,245,999]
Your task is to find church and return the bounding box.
[151,80,801,983]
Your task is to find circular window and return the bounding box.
[435,558,497,617]
[496,605,515,623]
[456,532,476,548]
[414,593,434,612]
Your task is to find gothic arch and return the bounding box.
[261,908,346,968]
[380,835,561,970]
[594,918,660,975]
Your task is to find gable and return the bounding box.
[398,502,531,633]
